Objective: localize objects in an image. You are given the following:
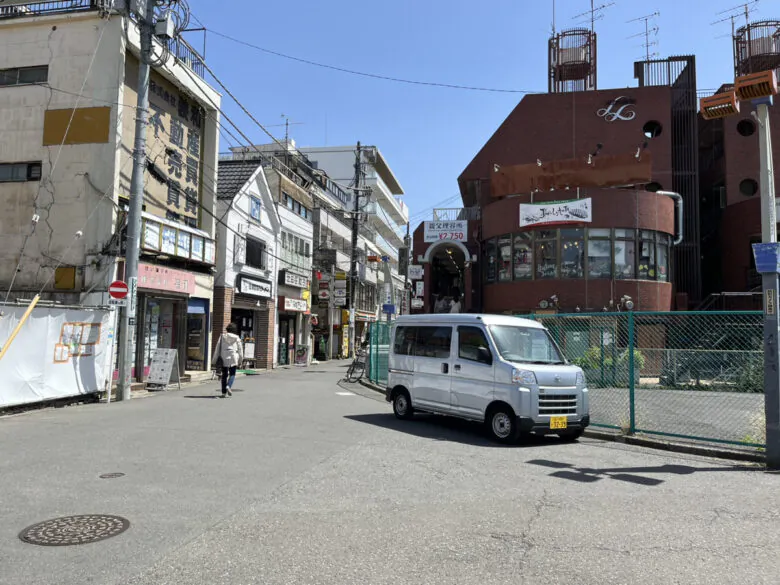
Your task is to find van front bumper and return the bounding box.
[518,415,590,434]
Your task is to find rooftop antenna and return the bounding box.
[573,1,615,34]
[627,11,660,61]
[711,1,760,65]
[552,0,556,35]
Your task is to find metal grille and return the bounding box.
[538,394,578,415]
[635,56,701,304]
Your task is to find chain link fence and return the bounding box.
[367,312,766,451]
[367,321,391,388]
[531,311,765,449]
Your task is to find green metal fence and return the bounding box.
[367,312,766,450]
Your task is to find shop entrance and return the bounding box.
[430,244,466,313]
[278,315,296,366]
[138,296,186,379]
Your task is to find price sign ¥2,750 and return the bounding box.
[423,221,468,243]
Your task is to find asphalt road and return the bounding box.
[0,362,777,585]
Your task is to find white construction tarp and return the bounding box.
[0,305,114,408]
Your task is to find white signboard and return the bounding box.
[415,281,424,298]
[333,289,347,299]
[334,297,347,307]
[283,297,308,312]
[408,265,424,280]
[411,298,424,309]
[424,220,468,243]
[146,348,181,387]
[519,198,592,228]
[0,306,113,408]
[238,276,272,298]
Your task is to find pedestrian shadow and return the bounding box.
[526,458,757,487]
[345,413,560,449]
[183,395,221,399]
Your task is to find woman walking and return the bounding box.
[212,323,244,397]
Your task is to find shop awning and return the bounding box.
[187,298,208,314]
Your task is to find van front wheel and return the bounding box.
[393,390,414,420]
[486,406,519,444]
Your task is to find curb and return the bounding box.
[358,379,765,465]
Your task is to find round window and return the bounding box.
[737,119,756,137]
[739,179,759,196]
[643,120,663,139]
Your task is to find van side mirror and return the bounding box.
[478,346,493,365]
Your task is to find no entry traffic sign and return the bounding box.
[108,281,129,306]
[109,281,129,299]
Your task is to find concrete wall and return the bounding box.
[0,13,126,297]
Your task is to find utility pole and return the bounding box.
[116,0,157,400]
[348,141,362,358]
[402,226,411,315]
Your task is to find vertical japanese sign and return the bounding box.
[123,56,205,225]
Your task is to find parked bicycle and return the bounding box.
[345,341,369,383]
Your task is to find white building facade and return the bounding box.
[0,1,221,380]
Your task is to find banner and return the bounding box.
[0,306,114,408]
[519,198,592,228]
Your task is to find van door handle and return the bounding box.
[442,363,449,374]
[454,365,461,372]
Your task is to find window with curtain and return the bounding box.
[638,230,656,280]
[587,229,612,279]
[498,235,512,282]
[560,228,584,278]
[614,229,636,279]
[535,230,558,279]
[513,233,533,280]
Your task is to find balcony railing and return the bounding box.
[432,207,481,221]
[165,36,205,79]
[0,0,105,19]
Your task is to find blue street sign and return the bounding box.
[753,243,780,275]
[382,303,396,315]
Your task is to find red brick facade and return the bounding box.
[212,286,276,370]
[212,286,234,353]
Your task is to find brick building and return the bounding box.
[411,34,698,315]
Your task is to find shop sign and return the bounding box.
[424,220,467,243]
[280,270,309,289]
[281,297,308,312]
[138,263,194,294]
[411,298,424,309]
[238,276,272,298]
[334,297,347,307]
[319,281,330,290]
[415,281,424,298]
[408,265,424,280]
[335,271,347,280]
[519,198,592,228]
[318,290,330,300]
[333,289,347,299]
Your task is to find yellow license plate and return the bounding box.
[550,416,568,430]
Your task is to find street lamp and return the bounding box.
[702,70,779,466]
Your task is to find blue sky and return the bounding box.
[186,0,755,225]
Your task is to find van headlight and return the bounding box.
[576,371,586,388]
[512,369,537,386]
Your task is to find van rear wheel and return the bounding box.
[486,405,519,444]
[392,390,414,420]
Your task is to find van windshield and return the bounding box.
[488,325,565,365]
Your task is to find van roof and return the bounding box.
[394,313,545,329]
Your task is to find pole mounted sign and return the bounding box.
[108,281,129,307]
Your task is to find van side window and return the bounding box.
[415,327,452,359]
[394,326,416,356]
[458,326,491,363]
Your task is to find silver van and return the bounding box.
[386,314,590,443]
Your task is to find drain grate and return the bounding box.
[19,515,130,546]
[99,473,125,479]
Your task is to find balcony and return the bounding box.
[0,0,107,19]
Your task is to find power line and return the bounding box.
[190,15,539,95]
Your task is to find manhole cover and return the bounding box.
[19,515,130,546]
[99,473,125,479]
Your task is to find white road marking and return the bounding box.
[336,391,355,396]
